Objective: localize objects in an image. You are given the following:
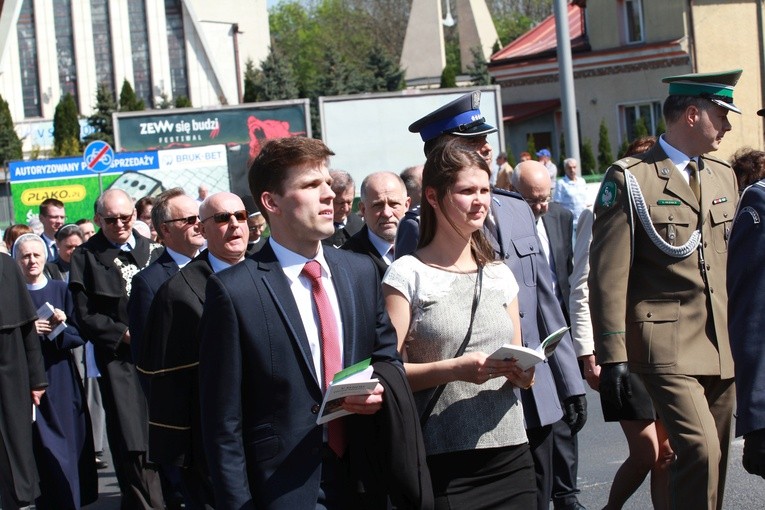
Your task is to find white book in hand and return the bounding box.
[316,358,379,425]
[35,302,67,340]
[488,326,570,371]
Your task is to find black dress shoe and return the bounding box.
[95,456,108,469]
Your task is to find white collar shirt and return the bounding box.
[367,228,394,264]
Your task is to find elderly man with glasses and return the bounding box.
[69,188,165,509]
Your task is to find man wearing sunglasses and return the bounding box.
[138,191,247,509]
[69,189,164,508]
[129,188,204,392]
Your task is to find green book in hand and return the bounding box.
[488,326,571,371]
[317,358,379,425]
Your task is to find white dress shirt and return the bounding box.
[367,229,395,264]
[270,239,345,385]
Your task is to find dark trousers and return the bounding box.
[528,424,554,510]
[178,463,216,510]
[98,376,163,509]
[551,419,580,508]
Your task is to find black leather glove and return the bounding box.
[599,362,632,411]
[743,428,765,478]
[562,394,587,435]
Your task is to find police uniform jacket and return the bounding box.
[728,180,765,436]
[589,144,736,377]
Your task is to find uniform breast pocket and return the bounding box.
[649,205,694,246]
[510,235,539,287]
[628,300,680,369]
[709,202,735,254]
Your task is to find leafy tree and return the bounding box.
[467,46,491,86]
[174,96,192,108]
[506,147,517,167]
[597,119,613,172]
[0,94,23,167]
[83,83,117,146]
[440,66,457,89]
[580,138,596,175]
[119,79,145,111]
[243,58,258,103]
[53,93,81,156]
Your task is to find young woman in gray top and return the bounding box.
[383,137,536,509]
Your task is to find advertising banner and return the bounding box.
[114,100,311,196]
[9,145,228,225]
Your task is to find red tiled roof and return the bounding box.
[491,4,586,63]
[502,99,561,123]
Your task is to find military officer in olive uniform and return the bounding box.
[589,70,741,510]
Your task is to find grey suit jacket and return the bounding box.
[486,189,584,429]
[541,202,574,319]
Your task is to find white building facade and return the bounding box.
[0,0,270,123]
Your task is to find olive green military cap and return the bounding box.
[662,69,743,114]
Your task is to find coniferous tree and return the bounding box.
[174,96,192,108]
[365,45,404,92]
[53,93,81,156]
[618,139,630,159]
[467,46,491,86]
[656,117,666,136]
[580,138,597,175]
[526,134,537,157]
[316,48,364,96]
[597,119,614,172]
[440,66,457,89]
[0,94,23,166]
[243,58,258,103]
[119,79,145,111]
[83,83,117,146]
[634,116,649,138]
[253,46,300,101]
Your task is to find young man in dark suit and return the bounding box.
[198,137,400,509]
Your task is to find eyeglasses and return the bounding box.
[163,215,199,226]
[524,197,550,207]
[101,214,133,225]
[200,209,247,224]
[249,224,266,232]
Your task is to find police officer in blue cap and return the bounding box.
[590,70,742,508]
[404,91,588,510]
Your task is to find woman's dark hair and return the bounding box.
[623,136,657,158]
[418,136,496,265]
[730,148,765,192]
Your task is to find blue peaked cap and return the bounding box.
[408,91,497,142]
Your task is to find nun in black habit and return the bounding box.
[0,252,48,510]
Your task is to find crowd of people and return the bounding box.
[0,70,764,510]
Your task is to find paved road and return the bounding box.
[79,385,765,509]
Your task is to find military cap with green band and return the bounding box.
[662,69,743,114]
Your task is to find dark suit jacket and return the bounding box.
[728,180,765,436]
[198,242,400,509]
[128,249,179,382]
[69,230,161,451]
[541,202,574,319]
[341,225,390,280]
[323,213,364,248]
[247,236,268,257]
[486,189,584,429]
[141,251,212,467]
